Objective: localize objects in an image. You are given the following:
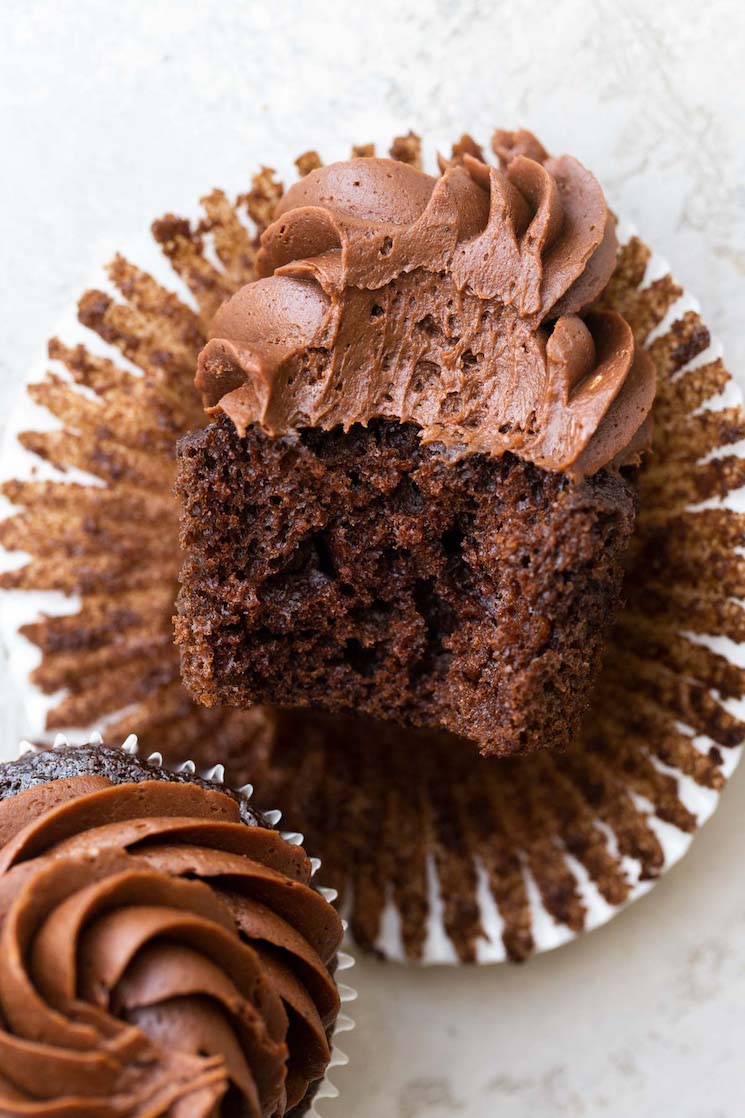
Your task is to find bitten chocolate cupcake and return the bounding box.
[3,128,743,966]
[0,735,346,1116]
[176,132,654,758]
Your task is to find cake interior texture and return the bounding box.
[177,415,636,757]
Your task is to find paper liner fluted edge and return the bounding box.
[0,230,178,745]
[0,176,741,967]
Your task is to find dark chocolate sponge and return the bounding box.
[0,741,261,825]
[177,416,636,757]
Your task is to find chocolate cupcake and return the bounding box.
[0,734,350,1115]
[2,129,744,965]
[175,135,653,757]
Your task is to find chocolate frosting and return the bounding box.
[0,773,342,1116]
[196,130,655,478]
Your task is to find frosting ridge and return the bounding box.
[197,130,655,477]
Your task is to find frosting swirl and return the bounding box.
[196,130,655,478]
[0,770,342,1116]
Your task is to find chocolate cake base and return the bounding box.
[177,416,636,757]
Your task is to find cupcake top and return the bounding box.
[196,129,655,478]
[0,740,343,1117]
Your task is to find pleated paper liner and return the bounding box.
[10,731,356,1115]
[1,133,744,965]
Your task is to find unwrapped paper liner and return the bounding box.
[1,131,743,965]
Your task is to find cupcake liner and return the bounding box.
[10,730,356,1115]
[1,133,743,966]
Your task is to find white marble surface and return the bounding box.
[2,2,745,1115]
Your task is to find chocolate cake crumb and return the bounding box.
[176,416,636,757]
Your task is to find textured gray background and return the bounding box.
[2,2,745,1115]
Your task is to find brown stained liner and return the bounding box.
[2,134,744,963]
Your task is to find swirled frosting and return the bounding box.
[0,757,342,1116]
[196,130,655,478]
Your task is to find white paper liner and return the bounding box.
[0,230,184,750]
[7,731,356,1113]
[0,193,741,969]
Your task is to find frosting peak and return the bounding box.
[196,131,655,477]
[0,770,342,1117]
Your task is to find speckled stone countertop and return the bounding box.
[2,2,745,1115]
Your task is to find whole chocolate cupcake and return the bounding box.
[0,735,346,1117]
